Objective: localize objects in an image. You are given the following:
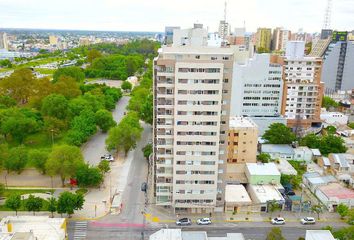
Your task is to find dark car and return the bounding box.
[176,218,192,226]
[141,182,147,192]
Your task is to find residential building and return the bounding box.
[272,27,291,52]
[165,26,181,45]
[79,37,90,46]
[302,172,337,192]
[226,117,258,184]
[261,144,295,160]
[49,35,59,46]
[245,163,281,185]
[280,41,324,130]
[228,28,246,45]
[320,111,349,125]
[150,229,245,240]
[316,182,354,211]
[322,31,354,91]
[224,185,252,213]
[256,28,272,52]
[0,216,66,240]
[293,146,313,162]
[230,53,285,135]
[247,184,285,212]
[218,20,230,41]
[0,32,9,50]
[153,24,240,213]
[172,24,208,47]
[328,153,354,186]
[305,230,335,240]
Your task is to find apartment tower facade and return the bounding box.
[153,25,236,213]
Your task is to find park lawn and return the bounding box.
[34,68,56,75]
[15,57,67,69]
[3,189,53,198]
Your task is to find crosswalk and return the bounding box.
[73,221,88,240]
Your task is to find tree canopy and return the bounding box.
[53,67,85,83]
[322,96,339,110]
[300,133,347,156]
[263,123,296,144]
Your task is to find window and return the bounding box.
[195,55,200,59]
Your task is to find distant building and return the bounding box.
[164,26,180,45]
[0,32,9,50]
[218,20,230,41]
[49,35,59,46]
[256,28,272,52]
[261,144,295,160]
[320,111,349,125]
[149,229,245,240]
[293,146,313,162]
[305,230,335,240]
[79,37,90,46]
[226,117,258,184]
[272,27,291,52]
[172,24,208,47]
[302,172,337,192]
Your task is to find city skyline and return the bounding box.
[1,0,353,33]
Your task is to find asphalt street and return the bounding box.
[81,96,130,166]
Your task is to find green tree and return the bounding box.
[320,134,347,155]
[67,109,97,145]
[46,144,84,186]
[325,126,337,135]
[322,96,339,110]
[311,204,323,220]
[0,144,9,170]
[28,149,49,174]
[337,203,349,219]
[121,81,132,92]
[257,47,270,54]
[267,200,281,217]
[0,96,16,108]
[332,226,354,240]
[47,197,57,218]
[0,183,5,197]
[95,109,116,132]
[266,227,285,240]
[5,194,22,216]
[4,145,28,173]
[53,76,82,99]
[0,59,12,68]
[98,160,110,173]
[53,67,85,83]
[75,164,103,188]
[348,209,354,225]
[299,134,321,149]
[257,153,271,163]
[57,191,84,217]
[263,123,296,144]
[142,143,152,161]
[25,194,43,215]
[106,112,143,156]
[87,49,102,64]
[41,94,69,120]
[140,93,153,124]
[348,123,354,129]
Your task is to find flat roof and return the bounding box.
[318,183,354,200]
[332,154,352,168]
[311,149,321,156]
[246,163,281,176]
[229,117,258,129]
[209,233,245,240]
[181,231,208,240]
[261,144,295,155]
[225,185,252,203]
[276,159,297,175]
[305,230,335,240]
[150,229,182,240]
[249,184,284,203]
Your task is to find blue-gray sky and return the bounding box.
[0,0,353,32]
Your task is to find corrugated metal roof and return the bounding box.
[261,144,295,155]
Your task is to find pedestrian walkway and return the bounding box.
[73,221,88,240]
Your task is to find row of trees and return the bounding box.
[5,191,84,217]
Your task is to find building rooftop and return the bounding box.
[229,117,258,129]
[305,230,335,240]
[261,144,295,155]
[181,231,207,240]
[225,185,252,203]
[209,233,245,240]
[303,172,337,185]
[332,154,353,168]
[149,229,182,240]
[318,183,354,200]
[322,157,331,166]
[248,184,284,203]
[246,163,281,176]
[276,159,297,175]
[311,149,321,156]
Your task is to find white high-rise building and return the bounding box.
[0,32,9,50]
[153,25,247,213]
[218,20,230,40]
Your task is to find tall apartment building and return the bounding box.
[218,20,230,41]
[321,31,354,92]
[153,24,241,213]
[0,32,9,50]
[280,41,324,131]
[226,117,258,184]
[164,26,181,45]
[230,54,286,135]
[272,28,291,52]
[256,28,272,52]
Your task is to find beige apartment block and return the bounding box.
[226,117,258,184]
[153,25,249,213]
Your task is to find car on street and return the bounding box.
[197,218,212,225]
[176,218,192,226]
[141,182,147,192]
[300,217,316,225]
[100,154,114,162]
[271,217,285,225]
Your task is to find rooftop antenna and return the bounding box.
[323,0,333,29]
[221,1,228,45]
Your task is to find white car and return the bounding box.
[300,217,316,225]
[100,154,114,162]
[197,218,212,225]
[271,217,285,225]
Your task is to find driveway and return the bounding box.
[81,96,130,166]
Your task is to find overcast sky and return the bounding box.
[0,0,353,33]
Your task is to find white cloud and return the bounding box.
[0,0,353,32]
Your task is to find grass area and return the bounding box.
[75,188,88,195]
[34,68,56,75]
[16,57,67,69]
[2,189,53,198]
[0,68,12,73]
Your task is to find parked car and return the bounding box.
[197,218,212,225]
[176,218,192,226]
[271,217,285,225]
[141,182,147,192]
[100,154,114,162]
[300,217,316,225]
